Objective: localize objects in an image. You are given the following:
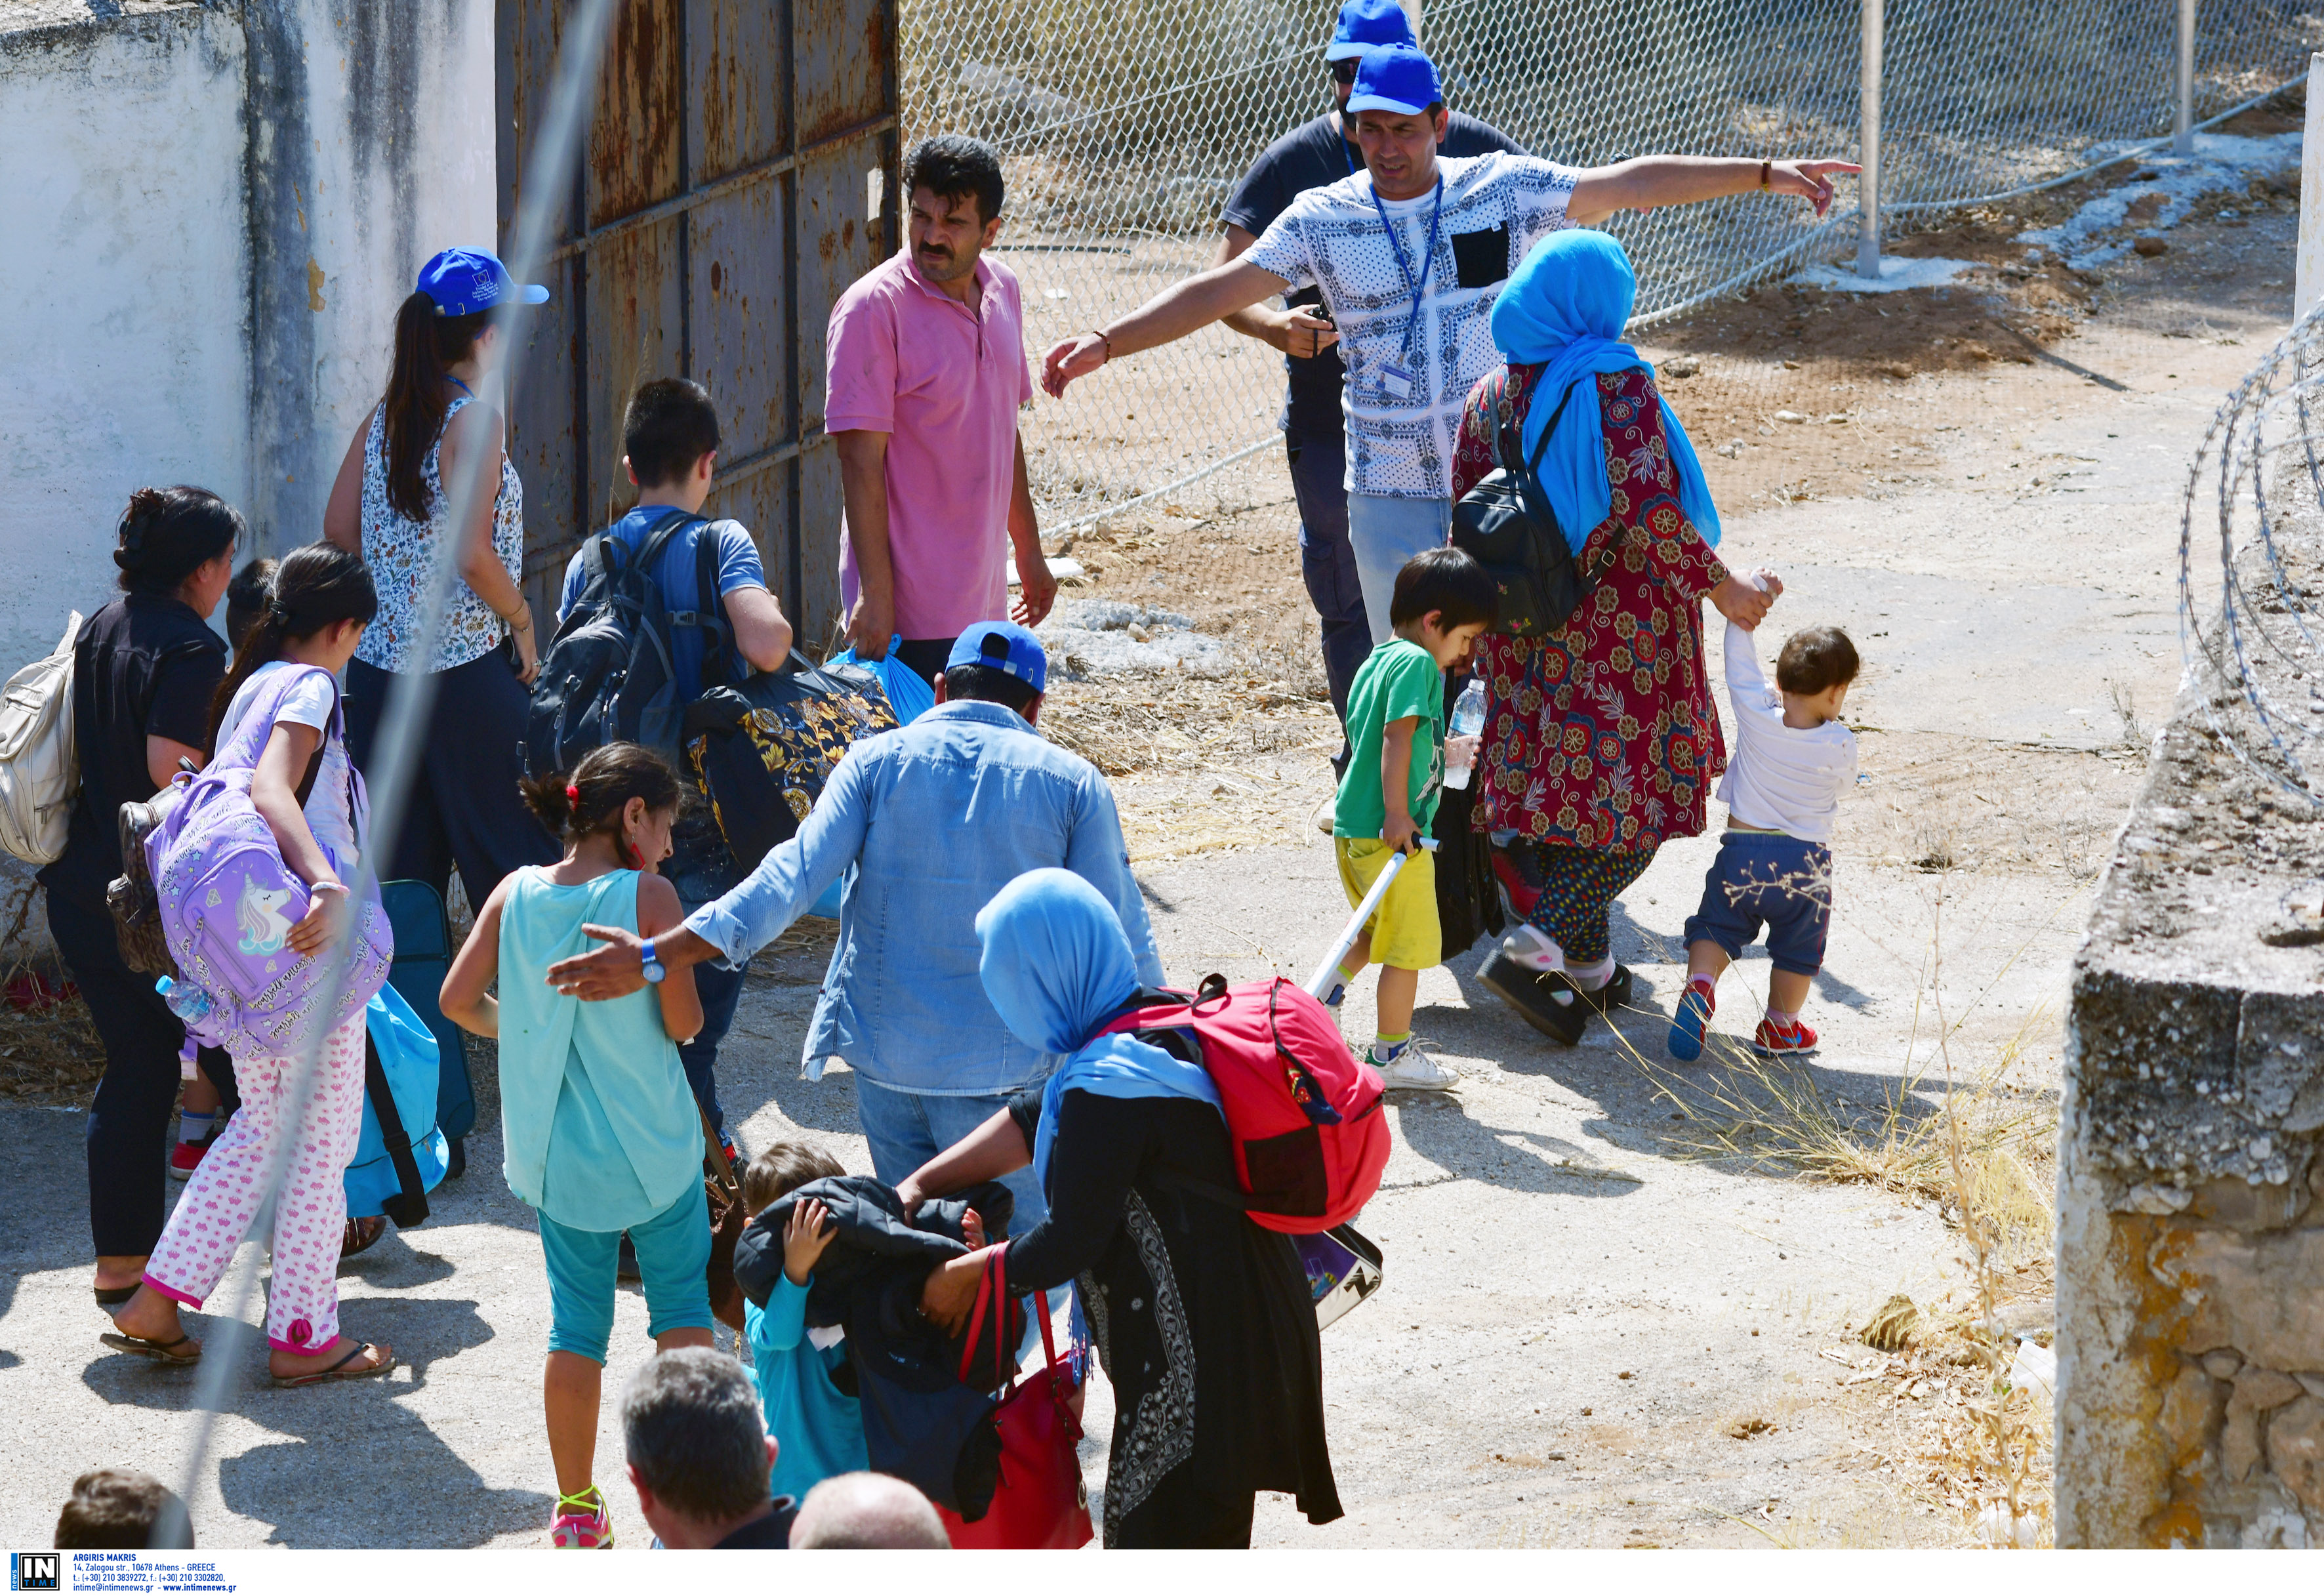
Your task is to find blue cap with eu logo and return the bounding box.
[1324,0,1416,62]
[945,621,1048,695]
[1347,43,1442,117]
[415,247,551,317]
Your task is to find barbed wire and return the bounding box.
[901,0,2320,529]
[2178,297,2324,806]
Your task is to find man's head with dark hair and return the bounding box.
[55,1469,188,1550]
[940,663,1040,718]
[1774,624,1860,699]
[742,1139,846,1217]
[622,1348,776,1547]
[623,377,722,491]
[905,136,1006,289]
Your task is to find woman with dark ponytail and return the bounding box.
[41,487,241,1322]
[322,247,558,910]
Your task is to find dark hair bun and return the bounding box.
[114,486,243,594]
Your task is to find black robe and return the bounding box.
[1005,1090,1343,1547]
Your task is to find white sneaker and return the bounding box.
[1498,922,1563,973]
[1313,796,1336,835]
[1370,1043,1458,1091]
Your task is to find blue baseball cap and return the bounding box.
[1324,0,1416,62]
[946,621,1048,695]
[415,247,550,317]
[1347,43,1442,116]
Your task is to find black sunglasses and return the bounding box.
[1328,57,1360,83]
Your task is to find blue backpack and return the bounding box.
[345,983,449,1224]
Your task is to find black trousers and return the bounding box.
[46,884,237,1258]
[891,637,957,693]
[345,651,559,906]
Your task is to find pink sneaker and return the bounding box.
[1752,1015,1819,1056]
[550,1487,613,1549]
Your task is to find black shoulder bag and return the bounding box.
[1449,375,1599,638]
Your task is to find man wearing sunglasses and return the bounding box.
[1212,0,1521,775]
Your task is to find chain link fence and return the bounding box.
[901,0,2321,531]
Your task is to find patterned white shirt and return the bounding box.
[353,394,525,674]
[1244,151,1580,499]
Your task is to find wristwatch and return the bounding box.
[641,938,666,985]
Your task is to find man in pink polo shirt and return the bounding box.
[830,136,1056,688]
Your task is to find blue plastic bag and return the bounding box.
[828,635,936,725]
[344,983,450,1219]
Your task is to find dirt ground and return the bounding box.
[0,119,2304,1550]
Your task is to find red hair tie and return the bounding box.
[565,783,581,804]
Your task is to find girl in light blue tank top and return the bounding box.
[440,743,713,1550]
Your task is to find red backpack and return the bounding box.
[1099,975,1388,1234]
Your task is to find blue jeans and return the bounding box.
[539,1183,713,1364]
[1345,492,1454,645]
[1682,831,1834,977]
[853,1077,1048,1237]
[1286,431,1371,757]
[680,956,744,1141]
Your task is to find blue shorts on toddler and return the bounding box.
[1682,830,1832,977]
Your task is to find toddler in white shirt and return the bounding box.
[1669,573,1859,1061]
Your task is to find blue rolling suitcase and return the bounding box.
[381,880,476,1177]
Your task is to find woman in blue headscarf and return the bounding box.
[1450,229,1778,1046]
[898,869,1341,1548]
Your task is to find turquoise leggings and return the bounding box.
[538,1183,712,1364]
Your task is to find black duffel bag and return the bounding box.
[682,651,898,870]
[1449,375,1597,638]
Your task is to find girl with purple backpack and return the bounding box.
[100,544,398,1387]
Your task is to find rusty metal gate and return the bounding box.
[498,0,900,640]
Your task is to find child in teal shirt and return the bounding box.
[440,743,712,1551]
[1329,548,1496,1092]
[739,1143,870,1504]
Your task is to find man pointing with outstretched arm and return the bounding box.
[1044,44,1857,644]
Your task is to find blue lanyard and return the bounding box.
[1368,174,1444,364]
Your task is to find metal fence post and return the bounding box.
[2176,0,2197,154]
[2298,52,2324,321]
[1858,0,1883,280]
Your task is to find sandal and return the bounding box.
[95,1284,138,1312]
[98,1330,201,1366]
[272,1340,394,1388]
[340,1215,387,1262]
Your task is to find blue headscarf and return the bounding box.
[1487,228,1722,554]
[975,869,1222,1191]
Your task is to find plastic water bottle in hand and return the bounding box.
[1443,679,1487,790]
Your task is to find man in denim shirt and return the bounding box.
[546,623,1160,1231]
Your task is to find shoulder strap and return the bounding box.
[363,1025,432,1228]
[1522,382,1578,476]
[684,517,737,689]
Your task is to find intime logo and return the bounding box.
[10,1553,60,1592]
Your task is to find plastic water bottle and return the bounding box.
[1443,678,1487,789]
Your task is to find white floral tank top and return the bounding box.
[353,394,526,674]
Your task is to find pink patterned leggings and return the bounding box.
[143,1013,366,1355]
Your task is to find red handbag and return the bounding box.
[938,1247,1094,1550]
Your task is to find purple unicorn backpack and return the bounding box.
[146,664,391,1059]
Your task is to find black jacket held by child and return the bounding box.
[733,1174,1025,1518]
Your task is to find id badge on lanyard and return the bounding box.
[1370,174,1443,406]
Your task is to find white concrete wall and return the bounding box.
[249,0,500,548]
[0,4,250,672]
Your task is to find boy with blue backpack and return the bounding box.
[548,378,796,1158]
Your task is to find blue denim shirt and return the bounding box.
[683,699,1164,1096]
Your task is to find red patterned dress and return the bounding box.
[1451,363,1730,962]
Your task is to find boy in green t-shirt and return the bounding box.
[1330,548,1496,1090]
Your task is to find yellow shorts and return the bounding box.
[1334,838,1440,972]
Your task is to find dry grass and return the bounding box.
[0,879,104,1106]
[1040,666,1333,779]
